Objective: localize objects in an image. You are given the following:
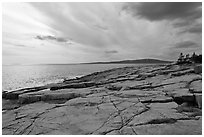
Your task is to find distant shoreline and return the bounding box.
[3,58,173,66]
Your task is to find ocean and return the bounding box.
[2,64,141,91]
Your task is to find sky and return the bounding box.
[2,2,202,65]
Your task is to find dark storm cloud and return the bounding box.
[123,2,202,21]
[105,50,118,54]
[174,41,199,49]
[35,35,69,43]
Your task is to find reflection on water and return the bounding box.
[3,64,140,91]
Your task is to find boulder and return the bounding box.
[50,82,96,90]
[138,73,156,79]
[19,89,81,104]
[194,93,202,109]
[106,84,123,91]
[41,92,80,101]
[3,92,19,100]
[189,80,202,93]
[19,94,42,104]
[171,69,194,76]
[194,65,202,74]
[131,119,202,135]
[2,86,47,100]
[2,90,8,98]
[167,89,195,105]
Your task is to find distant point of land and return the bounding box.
[83,59,173,64]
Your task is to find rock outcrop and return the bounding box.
[194,65,202,74]
[2,64,202,135]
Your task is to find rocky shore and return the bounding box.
[2,63,202,135]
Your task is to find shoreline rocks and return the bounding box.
[194,64,202,74]
[2,63,202,135]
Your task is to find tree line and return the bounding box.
[177,52,202,64]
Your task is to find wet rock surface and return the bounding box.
[2,64,202,135]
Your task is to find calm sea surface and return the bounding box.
[3,64,142,91]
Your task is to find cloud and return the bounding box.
[93,24,109,31]
[35,35,69,43]
[180,24,202,34]
[123,2,202,21]
[2,3,202,64]
[15,44,27,47]
[30,3,115,48]
[174,41,199,49]
[105,50,118,54]
[173,21,192,28]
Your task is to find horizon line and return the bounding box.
[2,58,174,66]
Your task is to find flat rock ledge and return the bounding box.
[2,63,202,135]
